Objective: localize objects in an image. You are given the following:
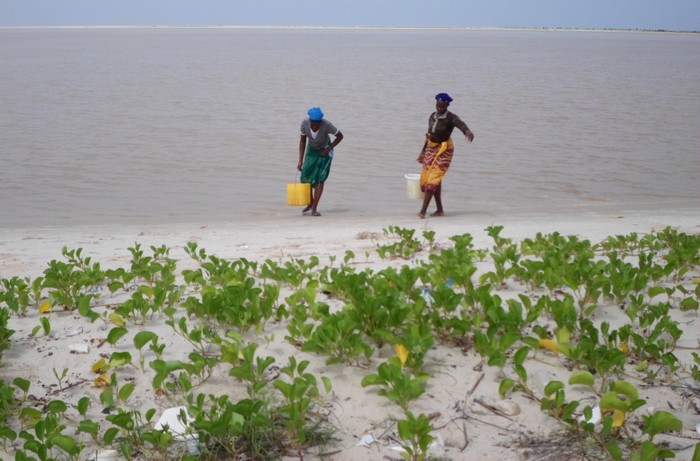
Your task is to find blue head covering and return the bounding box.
[307,106,324,121]
[435,93,453,103]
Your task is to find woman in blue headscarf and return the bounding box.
[297,106,344,216]
[416,93,474,218]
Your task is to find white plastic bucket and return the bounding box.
[404,174,424,200]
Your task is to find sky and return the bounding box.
[1,0,699,31]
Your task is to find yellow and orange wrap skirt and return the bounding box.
[420,138,454,192]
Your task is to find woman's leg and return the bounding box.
[302,185,313,213]
[432,183,444,216]
[312,182,325,216]
[419,189,434,218]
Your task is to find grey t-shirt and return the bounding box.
[300,119,339,149]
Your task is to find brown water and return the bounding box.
[1,27,698,228]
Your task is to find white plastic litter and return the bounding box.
[357,433,379,447]
[155,406,192,437]
[421,287,434,306]
[69,343,89,354]
[154,406,200,454]
[64,326,83,337]
[94,449,119,461]
[577,405,602,425]
[532,369,553,398]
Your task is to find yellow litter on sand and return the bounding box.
[395,344,408,366]
[538,338,559,354]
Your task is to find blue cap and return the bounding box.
[307,106,324,121]
[435,93,453,103]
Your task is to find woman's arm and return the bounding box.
[298,135,307,171]
[454,115,474,142]
[321,131,344,157]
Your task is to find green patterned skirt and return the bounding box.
[300,144,333,186]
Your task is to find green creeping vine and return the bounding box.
[0,226,698,460]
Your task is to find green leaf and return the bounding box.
[103,427,120,444]
[0,425,16,441]
[520,336,540,349]
[109,311,126,326]
[109,351,132,368]
[19,407,42,424]
[600,392,628,411]
[106,326,128,345]
[646,286,666,299]
[643,410,683,438]
[513,346,529,365]
[612,380,639,401]
[12,377,30,393]
[557,341,573,358]
[77,420,99,436]
[568,371,595,388]
[679,296,699,311]
[118,383,136,402]
[360,374,385,387]
[133,331,158,350]
[78,294,99,321]
[40,316,51,335]
[604,440,622,460]
[499,378,515,398]
[77,396,90,416]
[46,400,68,414]
[544,381,564,398]
[321,376,332,394]
[145,408,157,422]
[49,434,77,454]
[555,326,571,345]
[137,285,154,299]
[108,281,124,292]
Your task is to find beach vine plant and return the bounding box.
[0,226,698,460]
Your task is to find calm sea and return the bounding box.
[1,27,698,228]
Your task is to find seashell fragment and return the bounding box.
[474,395,520,416]
[494,399,521,416]
[474,394,497,408]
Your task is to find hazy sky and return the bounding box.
[1,0,699,31]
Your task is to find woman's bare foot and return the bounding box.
[430,211,444,217]
[302,205,312,214]
[418,212,425,219]
[312,211,321,217]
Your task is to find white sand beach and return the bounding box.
[1,209,699,461]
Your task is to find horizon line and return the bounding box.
[0,24,698,34]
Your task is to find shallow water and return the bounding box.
[1,28,698,228]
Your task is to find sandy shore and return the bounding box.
[1,209,699,460]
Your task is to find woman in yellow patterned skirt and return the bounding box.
[416,93,474,218]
